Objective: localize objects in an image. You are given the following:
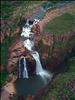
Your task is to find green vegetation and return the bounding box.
[68,57,75,72]
[0,36,15,87]
[42,56,75,100]
[44,13,75,35]
[0,71,9,87]
[1,1,43,19]
[0,35,16,87]
[1,1,20,19]
[1,36,15,65]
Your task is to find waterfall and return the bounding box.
[20,19,53,81]
[30,51,44,75]
[31,51,53,83]
[23,39,34,51]
[23,57,29,78]
[18,57,28,79]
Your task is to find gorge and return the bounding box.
[20,18,53,79]
[1,1,75,100]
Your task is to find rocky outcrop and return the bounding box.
[31,23,40,36]
[36,32,75,72]
[7,23,41,73]
[7,18,75,75]
[7,36,36,74]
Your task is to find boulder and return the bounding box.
[15,26,21,35]
[26,95,34,100]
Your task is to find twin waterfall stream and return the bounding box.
[18,19,53,83]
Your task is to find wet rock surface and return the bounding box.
[26,57,36,76]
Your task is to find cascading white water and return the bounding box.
[20,19,53,81]
[23,39,34,51]
[30,51,53,83]
[19,57,28,78]
[23,57,29,78]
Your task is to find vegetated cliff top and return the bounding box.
[44,13,75,35]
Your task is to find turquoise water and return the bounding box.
[14,75,47,99]
[33,1,72,20]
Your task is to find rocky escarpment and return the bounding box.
[7,39,36,74]
[7,24,40,74]
[36,32,75,73]
[7,21,75,75]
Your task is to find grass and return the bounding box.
[68,57,75,72]
[44,13,75,35]
[67,4,75,16]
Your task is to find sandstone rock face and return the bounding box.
[7,27,38,74]
[15,26,21,35]
[42,34,54,46]
[7,36,25,73]
[7,22,41,73]
[7,19,75,75]
[36,32,75,72]
[31,24,40,36]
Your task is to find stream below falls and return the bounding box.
[14,17,53,99]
